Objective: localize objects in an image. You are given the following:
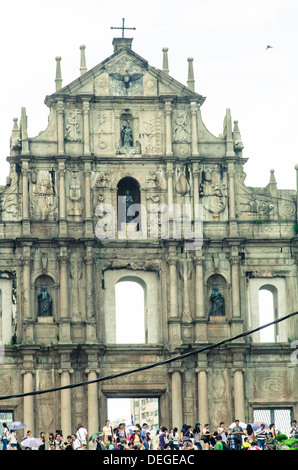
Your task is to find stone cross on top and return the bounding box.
[111,18,136,38]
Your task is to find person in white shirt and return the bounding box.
[72,433,84,450]
[76,423,88,449]
[9,430,18,450]
[217,422,227,443]
[102,420,113,445]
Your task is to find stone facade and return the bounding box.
[0,36,298,438]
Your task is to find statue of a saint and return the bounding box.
[125,189,134,222]
[37,285,52,317]
[210,286,225,316]
[121,123,133,148]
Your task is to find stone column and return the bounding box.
[58,245,71,343]
[227,162,238,236]
[82,99,91,156]
[21,160,30,235]
[196,368,209,425]
[194,257,207,342]
[22,243,34,342]
[84,161,93,237]
[295,164,298,223]
[58,160,67,236]
[86,369,100,441]
[166,162,174,219]
[85,243,97,343]
[192,162,200,208]
[194,257,204,319]
[57,100,64,155]
[168,259,178,319]
[170,368,183,431]
[22,244,31,319]
[190,102,199,157]
[59,367,73,438]
[22,353,35,435]
[21,161,29,219]
[229,250,241,318]
[165,100,173,157]
[168,257,181,345]
[233,368,245,422]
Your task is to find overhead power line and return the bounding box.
[0,309,297,401]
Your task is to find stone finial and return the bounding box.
[55,56,62,91]
[10,117,21,153]
[20,107,29,155]
[267,169,278,196]
[233,120,244,153]
[187,57,195,91]
[80,45,87,75]
[224,109,235,157]
[162,47,169,74]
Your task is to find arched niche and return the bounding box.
[117,177,141,231]
[34,274,55,320]
[206,274,228,319]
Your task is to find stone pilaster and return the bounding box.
[166,162,174,221]
[196,365,210,425]
[21,160,30,235]
[22,243,34,342]
[58,351,73,438]
[165,100,173,157]
[169,366,183,431]
[233,368,246,422]
[82,99,91,156]
[194,256,207,342]
[22,352,36,435]
[83,161,93,237]
[85,243,97,343]
[227,162,238,236]
[190,102,199,157]
[58,245,71,343]
[167,256,181,346]
[58,160,68,236]
[85,351,100,444]
[57,100,64,155]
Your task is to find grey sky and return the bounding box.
[1,0,297,188]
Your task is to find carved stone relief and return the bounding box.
[68,172,83,217]
[2,169,19,220]
[65,109,82,142]
[200,167,228,218]
[253,370,292,399]
[31,170,58,221]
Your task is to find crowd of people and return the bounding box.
[1,419,298,451]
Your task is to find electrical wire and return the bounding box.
[0,309,297,401]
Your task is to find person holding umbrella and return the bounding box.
[7,422,26,451]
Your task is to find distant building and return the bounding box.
[130,398,159,431]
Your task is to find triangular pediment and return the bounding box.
[45,46,205,104]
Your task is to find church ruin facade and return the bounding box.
[0,34,298,437]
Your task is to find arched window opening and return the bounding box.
[258,285,277,342]
[115,279,145,344]
[117,177,141,231]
